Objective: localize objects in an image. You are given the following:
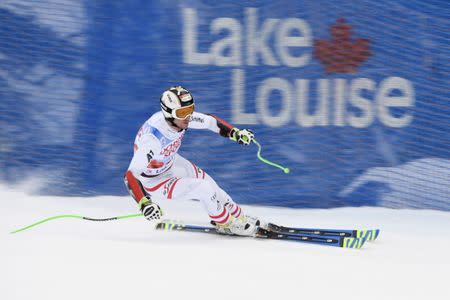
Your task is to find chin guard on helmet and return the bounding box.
[160,86,195,120]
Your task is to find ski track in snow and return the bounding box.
[1,185,449,300]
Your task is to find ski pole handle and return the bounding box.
[252,139,290,174]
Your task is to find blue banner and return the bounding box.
[0,0,449,210]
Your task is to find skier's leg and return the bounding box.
[172,154,249,220]
[164,177,258,236]
[142,154,260,236]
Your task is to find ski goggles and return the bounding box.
[173,104,194,120]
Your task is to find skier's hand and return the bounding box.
[230,128,254,146]
[139,196,163,220]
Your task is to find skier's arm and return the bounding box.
[188,112,255,145]
[123,170,163,220]
[124,134,164,220]
[125,134,162,204]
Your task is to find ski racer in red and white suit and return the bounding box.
[124,86,259,236]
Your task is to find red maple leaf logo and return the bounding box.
[314,18,371,74]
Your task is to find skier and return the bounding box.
[124,86,260,236]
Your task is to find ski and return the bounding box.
[156,220,221,236]
[155,220,367,249]
[255,227,366,249]
[266,223,380,241]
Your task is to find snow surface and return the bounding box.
[2,184,449,300]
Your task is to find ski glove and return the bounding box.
[230,128,254,146]
[139,196,163,220]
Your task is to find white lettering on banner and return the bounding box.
[348,78,375,128]
[183,8,210,64]
[297,79,329,127]
[210,17,242,66]
[231,69,257,124]
[181,7,415,128]
[246,8,279,66]
[183,7,311,67]
[231,70,415,128]
[377,77,415,128]
[275,18,311,67]
[334,79,346,127]
[256,77,293,127]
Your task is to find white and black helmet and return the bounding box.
[160,86,195,120]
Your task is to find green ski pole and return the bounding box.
[253,139,290,174]
[11,213,143,234]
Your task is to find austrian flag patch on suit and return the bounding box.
[179,93,192,102]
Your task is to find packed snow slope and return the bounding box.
[1,185,449,300]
